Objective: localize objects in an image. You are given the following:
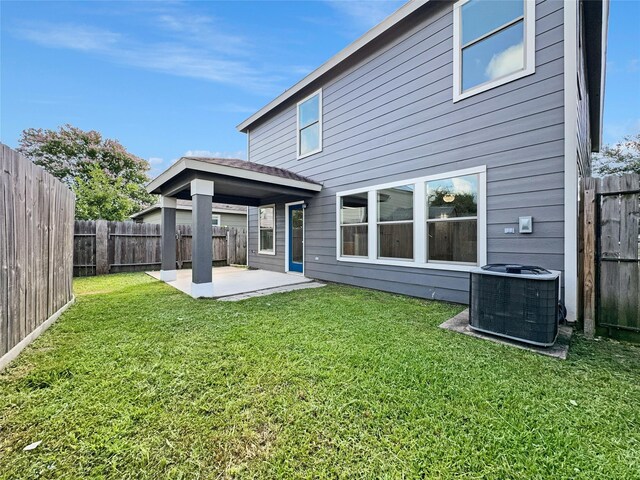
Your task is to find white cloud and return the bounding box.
[12,13,285,94]
[16,24,121,52]
[485,42,524,81]
[325,0,405,30]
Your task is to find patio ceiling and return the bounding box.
[146,157,322,206]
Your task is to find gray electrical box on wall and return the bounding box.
[519,216,533,234]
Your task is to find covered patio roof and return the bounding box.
[146,156,322,206]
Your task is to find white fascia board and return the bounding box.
[236,0,430,132]
[182,159,322,192]
[598,0,610,150]
[146,158,322,195]
[146,158,187,194]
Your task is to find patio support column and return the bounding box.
[160,196,177,281]
[190,179,214,297]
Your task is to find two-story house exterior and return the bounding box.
[235,0,607,322]
[148,0,607,317]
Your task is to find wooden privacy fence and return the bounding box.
[582,173,640,340]
[1,144,75,366]
[73,220,247,276]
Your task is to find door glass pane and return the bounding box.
[462,20,524,91]
[428,220,477,263]
[461,0,523,45]
[341,193,368,224]
[378,223,413,259]
[299,94,319,128]
[378,185,414,222]
[341,225,368,257]
[427,175,478,219]
[300,123,320,155]
[292,209,303,263]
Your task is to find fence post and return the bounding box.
[227,227,236,265]
[95,220,109,275]
[582,184,596,338]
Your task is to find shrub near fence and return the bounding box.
[73,220,247,277]
[0,144,75,367]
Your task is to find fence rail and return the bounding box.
[73,220,246,277]
[1,144,75,364]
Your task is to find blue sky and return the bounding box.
[1,0,638,177]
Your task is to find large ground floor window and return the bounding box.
[336,167,486,271]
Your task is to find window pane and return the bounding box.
[378,185,414,222]
[462,20,524,91]
[428,220,477,263]
[341,193,368,224]
[259,207,274,228]
[260,229,274,252]
[341,225,368,257]
[378,223,413,259]
[300,123,320,155]
[299,94,319,128]
[292,210,303,263]
[427,175,478,219]
[461,0,523,45]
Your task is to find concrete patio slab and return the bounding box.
[440,309,573,360]
[147,266,316,299]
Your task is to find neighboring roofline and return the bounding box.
[130,204,247,220]
[146,157,323,195]
[236,0,429,132]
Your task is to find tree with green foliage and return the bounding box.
[592,133,640,176]
[18,124,155,220]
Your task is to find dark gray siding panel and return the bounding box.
[246,0,566,303]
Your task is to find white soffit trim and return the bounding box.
[236,0,430,132]
[160,196,177,208]
[191,178,215,197]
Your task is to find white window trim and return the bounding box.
[376,186,415,261]
[452,0,536,103]
[296,89,323,159]
[285,201,305,274]
[335,166,487,272]
[258,204,276,255]
[212,214,221,227]
[339,195,369,259]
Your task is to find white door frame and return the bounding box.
[285,201,305,275]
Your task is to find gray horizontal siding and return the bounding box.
[246,0,566,303]
[247,205,285,273]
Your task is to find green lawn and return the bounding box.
[1,274,639,479]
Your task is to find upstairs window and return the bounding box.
[453,0,535,102]
[212,214,221,227]
[297,90,322,158]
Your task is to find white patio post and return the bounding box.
[190,179,214,297]
[160,196,177,281]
